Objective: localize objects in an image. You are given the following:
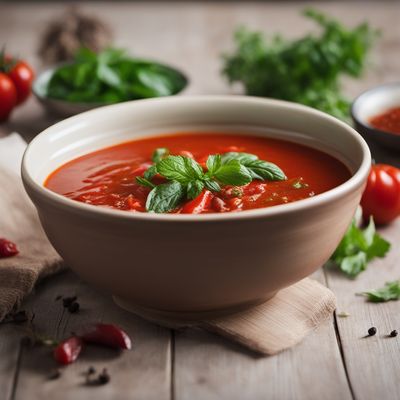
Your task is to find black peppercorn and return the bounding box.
[390,330,398,337]
[368,327,377,336]
[98,369,110,385]
[68,301,80,313]
[62,296,77,308]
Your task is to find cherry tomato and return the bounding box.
[361,164,400,225]
[8,61,34,104]
[0,73,17,121]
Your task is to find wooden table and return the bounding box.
[1,2,399,399]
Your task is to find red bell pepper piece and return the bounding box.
[181,190,213,214]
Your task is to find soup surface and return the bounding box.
[45,133,351,214]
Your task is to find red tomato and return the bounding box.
[0,73,17,121]
[8,61,34,104]
[361,164,400,225]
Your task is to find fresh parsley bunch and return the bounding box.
[136,148,286,213]
[330,217,390,277]
[222,9,378,120]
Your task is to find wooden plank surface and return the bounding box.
[325,220,400,400]
[13,271,172,400]
[174,271,353,400]
[0,2,399,400]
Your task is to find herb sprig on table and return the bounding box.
[136,148,286,213]
[329,217,390,277]
[361,280,400,303]
[222,9,378,120]
[46,48,187,103]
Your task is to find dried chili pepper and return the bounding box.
[53,336,84,365]
[81,323,131,350]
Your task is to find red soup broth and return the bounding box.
[45,133,351,214]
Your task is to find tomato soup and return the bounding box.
[45,133,350,214]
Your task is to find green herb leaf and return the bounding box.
[206,154,222,176]
[146,181,185,213]
[222,9,378,120]
[136,176,155,188]
[213,160,252,186]
[220,152,285,181]
[220,152,258,165]
[157,155,203,183]
[362,280,400,302]
[330,217,391,277]
[144,165,158,180]
[187,180,205,199]
[152,148,169,163]
[244,159,286,181]
[203,180,221,192]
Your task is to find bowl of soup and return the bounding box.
[22,96,370,318]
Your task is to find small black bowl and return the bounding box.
[351,82,400,151]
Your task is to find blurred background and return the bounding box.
[0,0,399,158]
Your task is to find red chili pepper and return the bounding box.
[54,336,83,365]
[81,323,132,350]
[181,190,213,214]
[0,238,19,258]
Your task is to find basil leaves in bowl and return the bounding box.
[33,48,188,117]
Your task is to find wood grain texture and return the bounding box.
[326,219,400,400]
[13,271,172,400]
[174,271,353,400]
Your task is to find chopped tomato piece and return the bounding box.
[182,190,213,214]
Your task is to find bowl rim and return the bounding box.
[351,81,400,139]
[22,95,371,223]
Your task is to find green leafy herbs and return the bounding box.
[136,148,286,213]
[222,8,378,120]
[330,217,390,277]
[46,48,187,103]
[361,280,400,303]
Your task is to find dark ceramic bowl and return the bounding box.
[351,82,400,151]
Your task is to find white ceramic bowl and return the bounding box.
[22,96,371,318]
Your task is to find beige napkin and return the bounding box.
[0,134,64,320]
[0,133,336,354]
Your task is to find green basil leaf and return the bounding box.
[144,165,158,180]
[204,180,221,192]
[187,180,205,199]
[362,280,400,302]
[157,155,203,183]
[213,160,252,186]
[97,63,122,89]
[206,154,221,175]
[146,181,185,213]
[220,152,258,165]
[245,159,286,181]
[152,148,169,163]
[136,176,155,188]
